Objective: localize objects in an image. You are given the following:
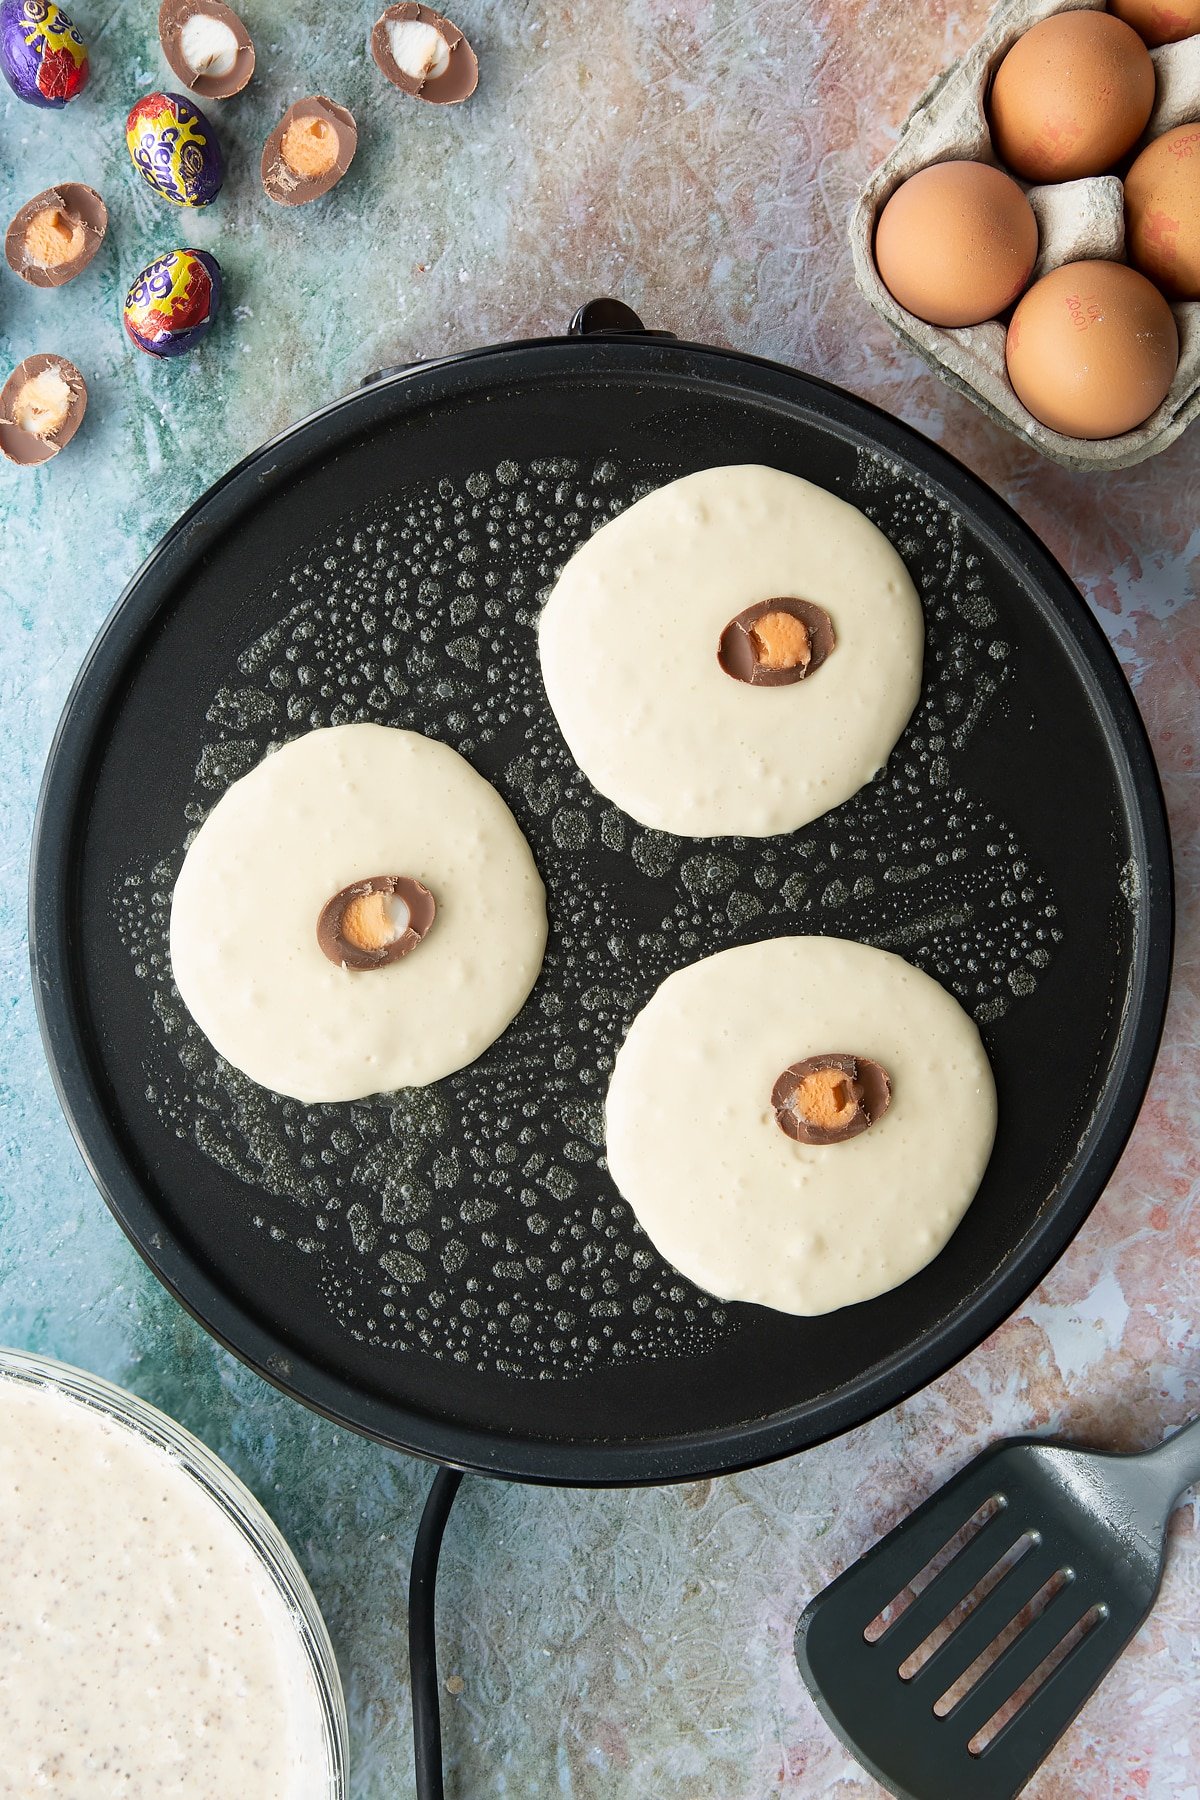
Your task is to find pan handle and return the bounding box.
[568,297,676,339]
[359,356,427,389]
[360,297,674,389]
[409,1465,464,1800]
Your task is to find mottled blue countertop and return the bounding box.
[2,2,1197,1795]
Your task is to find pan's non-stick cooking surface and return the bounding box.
[31,333,1171,1484]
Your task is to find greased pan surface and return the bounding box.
[30,332,1172,1484]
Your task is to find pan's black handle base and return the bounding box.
[360,356,427,390]
[569,297,677,340]
[410,1465,465,1800]
[362,301,673,389]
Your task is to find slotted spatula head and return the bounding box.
[795,1421,1200,1800]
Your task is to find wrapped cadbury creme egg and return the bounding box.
[123,249,221,357]
[0,0,89,106]
[126,91,223,208]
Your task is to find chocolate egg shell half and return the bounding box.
[123,249,222,358]
[317,876,437,971]
[771,1054,892,1145]
[371,3,478,104]
[0,353,87,466]
[261,96,358,207]
[5,183,107,288]
[0,0,89,107]
[126,91,224,208]
[718,597,836,686]
[158,0,254,100]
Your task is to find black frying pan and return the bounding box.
[29,303,1172,1488]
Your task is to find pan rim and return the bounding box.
[28,332,1175,1486]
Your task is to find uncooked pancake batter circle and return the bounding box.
[538,465,924,838]
[604,936,997,1315]
[170,724,547,1103]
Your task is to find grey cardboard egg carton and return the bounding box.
[850,0,1200,469]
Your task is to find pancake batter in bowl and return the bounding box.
[538,465,924,838]
[605,936,997,1315]
[0,1360,338,1799]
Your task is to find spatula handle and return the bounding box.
[1147,1414,1200,1502]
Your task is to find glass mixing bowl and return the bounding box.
[0,1346,348,1798]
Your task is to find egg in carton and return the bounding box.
[850,0,1200,469]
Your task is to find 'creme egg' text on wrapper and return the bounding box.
[123,249,221,357]
[126,91,224,207]
[0,0,88,106]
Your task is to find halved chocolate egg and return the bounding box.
[0,353,87,466]
[317,875,436,971]
[772,1054,891,1145]
[370,3,478,104]
[718,598,836,686]
[261,96,357,206]
[5,182,106,287]
[158,0,254,99]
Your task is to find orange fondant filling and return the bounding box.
[749,610,811,672]
[281,117,338,179]
[25,207,85,268]
[792,1067,860,1131]
[340,890,398,952]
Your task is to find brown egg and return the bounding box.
[1125,124,1200,300]
[988,12,1155,182]
[1109,0,1200,48]
[874,161,1038,327]
[1006,260,1178,438]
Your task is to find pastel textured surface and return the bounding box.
[1,2,1197,1797]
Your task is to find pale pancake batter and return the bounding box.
[538,465,924,838]
[0,1371,329,1799]
[170,724,547,1103]
[605,937,997,1315]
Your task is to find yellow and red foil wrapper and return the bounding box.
[126,91,224,208]
[123,249,222,358]
[0,0,89,107]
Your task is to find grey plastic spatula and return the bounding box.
[795,1418,1200,1800]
